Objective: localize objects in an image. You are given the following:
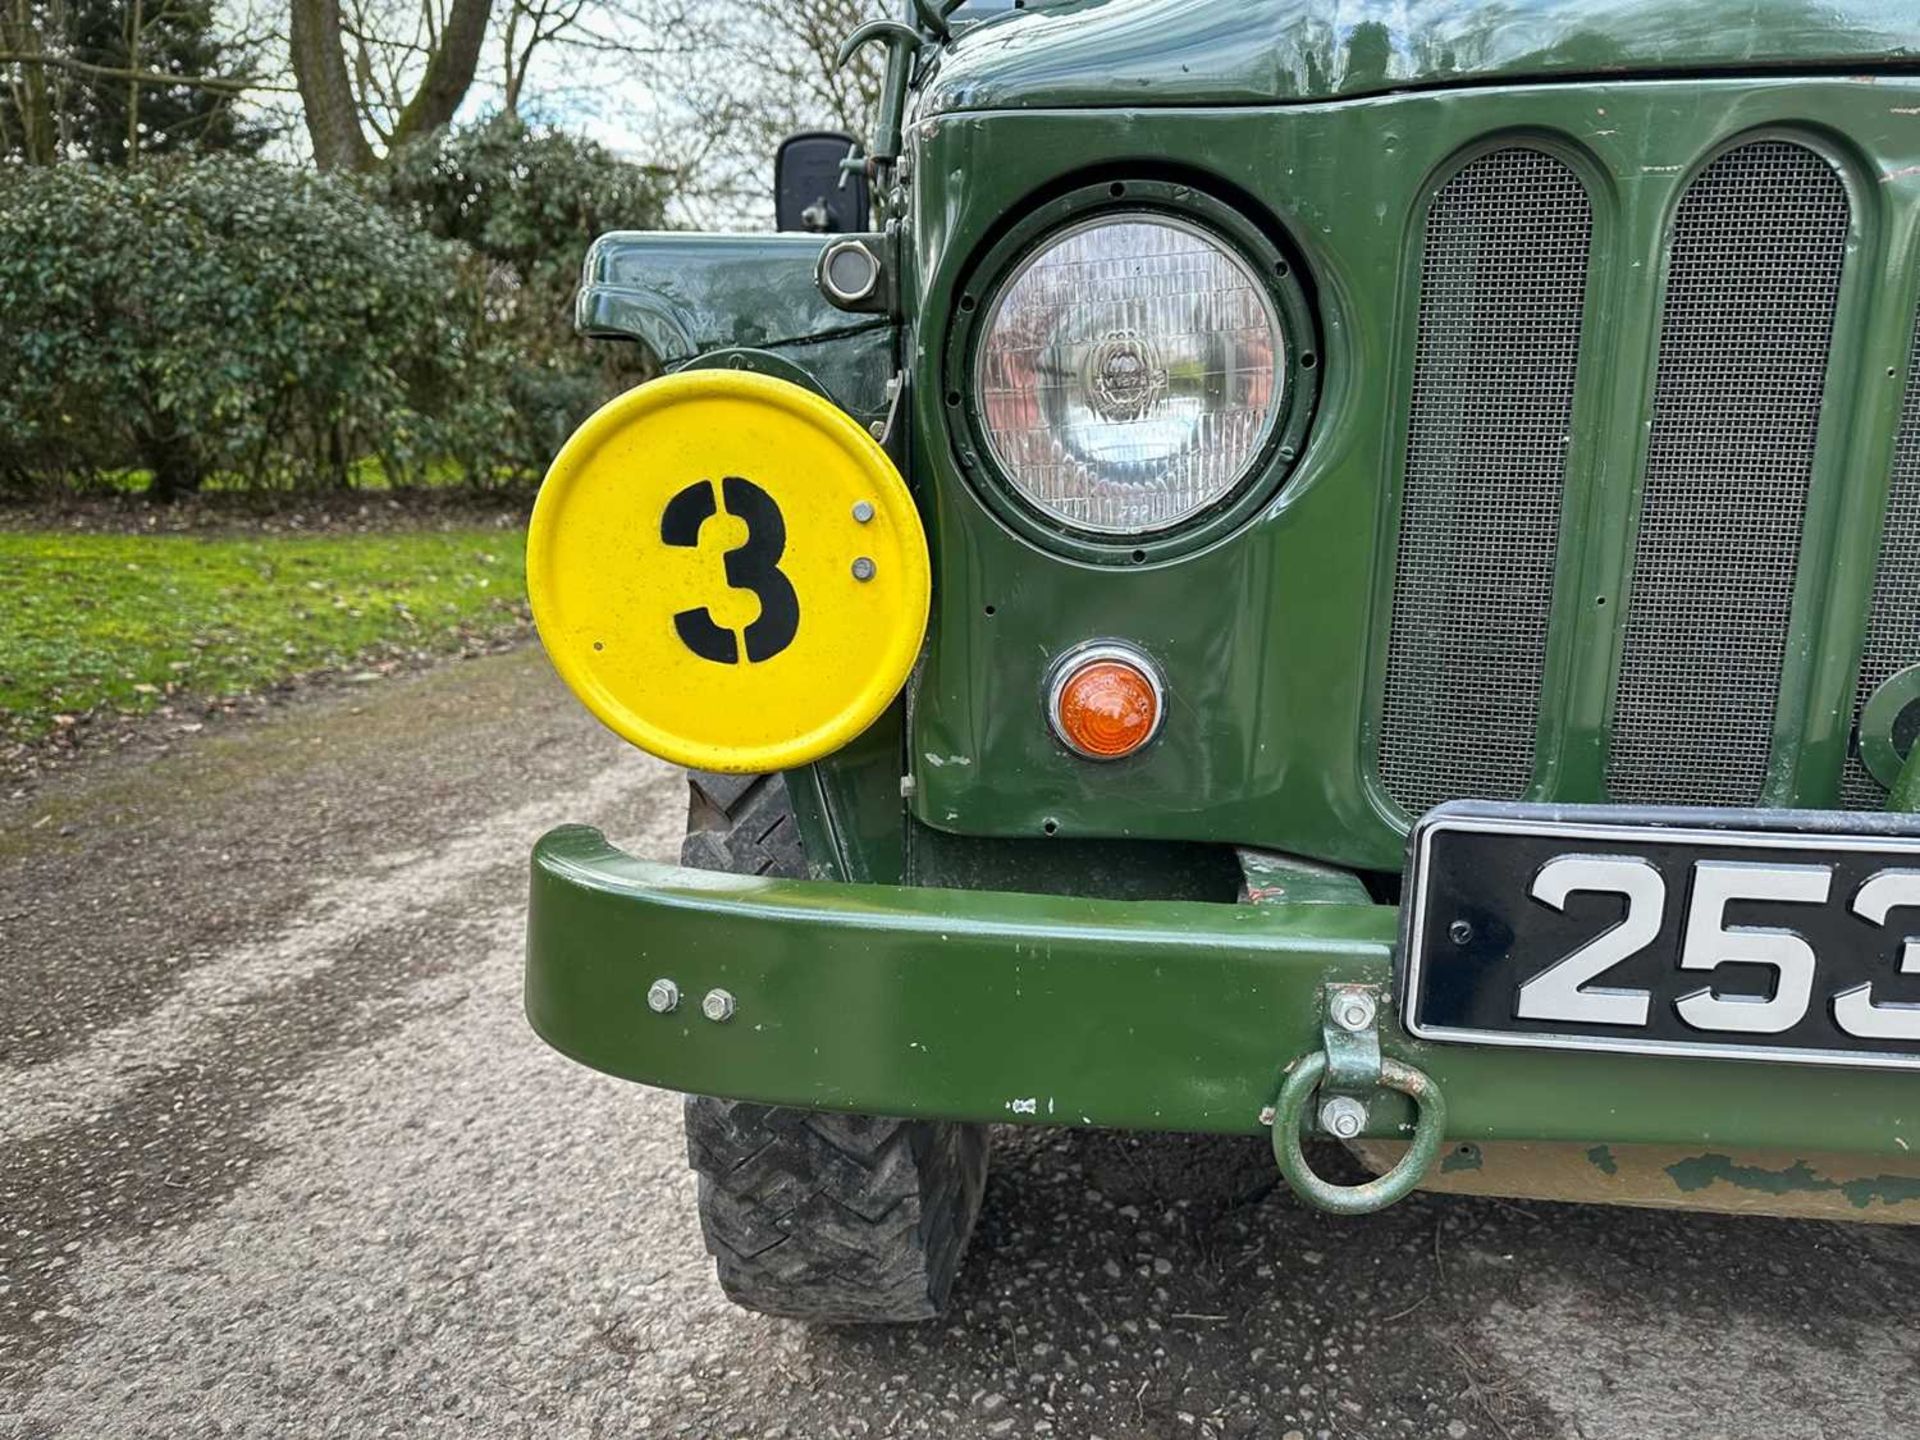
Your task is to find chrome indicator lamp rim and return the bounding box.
[1044,641,1167,761]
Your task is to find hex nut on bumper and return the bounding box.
[702,988,737,1023]
[646,978,679,1014]
[1331,989,1376,1033]
[1319,1095,1367,1139]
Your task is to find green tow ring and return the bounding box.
[1270,1051,1448,1216]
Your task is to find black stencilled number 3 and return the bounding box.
[659,476,800,664]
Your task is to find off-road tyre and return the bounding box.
[680,771,991,1322]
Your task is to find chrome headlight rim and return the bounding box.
[944,179,1319,565]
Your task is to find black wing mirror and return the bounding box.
[775,131,871,233]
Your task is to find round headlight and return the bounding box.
[973,215,1285,536]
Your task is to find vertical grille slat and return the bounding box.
[1842,314,1920,808]
[1607,141,1850,806]
[1378,148,1593,816]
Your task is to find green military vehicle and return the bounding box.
[521,0,1920,1323]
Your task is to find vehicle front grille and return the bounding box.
[1379,134,1888,817]
[1607,141,1850,805]
[1378,147,1593,817]
[1843,310,1920,808]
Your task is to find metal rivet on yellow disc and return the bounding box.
[526,370,930,773]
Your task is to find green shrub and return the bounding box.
[0,155,492,499]
[0,124,667,499]
[376,114,665,482]
[379,112,669,295]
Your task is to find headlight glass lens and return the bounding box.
[973,215,1285,536]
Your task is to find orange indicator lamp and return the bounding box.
[1047,644,1165,761]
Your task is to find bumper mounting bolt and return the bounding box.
[1333,991,1376,1034]
[1319,1095,1367,1139]
[701,987,736,1023]
[646,978,679,1014]
[852,500,875,524]
[852,556,876,582]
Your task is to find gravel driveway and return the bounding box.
[4,646,1917,1438]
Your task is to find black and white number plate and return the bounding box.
[1401,803,1920,1070]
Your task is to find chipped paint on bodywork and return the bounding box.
[1235,849,1373,907]
[1665,1154,1920,1211]
[1348,1139,1920,1221]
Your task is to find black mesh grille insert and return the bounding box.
[1378,148,1593,816]
[1842,313,1920,809]
[1608,141,1849,805]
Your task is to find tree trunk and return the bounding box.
[498,5,519,120]
[387,0,490,146]
[326,419,351,489]
[123,0,141,164]
[141,425,204,504]
[3,0,56,163]
[288,0,374,171]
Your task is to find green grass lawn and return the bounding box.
[0,529,528,742]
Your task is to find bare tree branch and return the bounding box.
[386,0,485,142]
[0,46,285,91]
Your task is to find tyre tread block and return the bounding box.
[675,773,989,1323]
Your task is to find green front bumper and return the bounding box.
[526,825,1917,1156]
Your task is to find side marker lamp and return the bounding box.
[1047,644,1165,761]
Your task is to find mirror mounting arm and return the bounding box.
[834,16,922,180]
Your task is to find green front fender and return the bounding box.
[573,230,895,428]
[526,825,1920,1156]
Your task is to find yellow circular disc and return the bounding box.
[527,369,929,773]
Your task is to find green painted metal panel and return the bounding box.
[577,231,889,368]
[905,78,1920,872]
[786,707,910,885]
[527,826,1920,1156]
[924,0,1920,116]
